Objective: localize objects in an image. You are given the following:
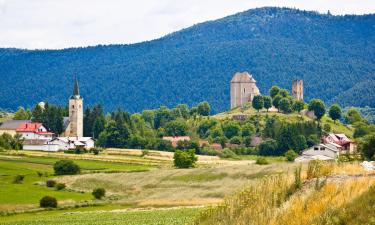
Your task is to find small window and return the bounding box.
[244,88,245,93]
[320,147,325,150]
[314,147,319,151]
[72,105,75,109]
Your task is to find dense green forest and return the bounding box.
[0,7,374,113]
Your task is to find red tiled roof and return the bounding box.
[35,132,54,135]
[16,123,42,132]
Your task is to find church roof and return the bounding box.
[231,72,256,83]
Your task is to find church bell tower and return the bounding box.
[68,77,83,137]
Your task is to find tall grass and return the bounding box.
[195,175,294,225]
[270,178,375,225]
[195,161,375,225]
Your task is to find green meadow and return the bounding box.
[0,206,201,225]
[0,154,155,208]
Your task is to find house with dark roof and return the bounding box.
[0,120,31,136]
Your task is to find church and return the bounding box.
[17,78,94,151]
[62,77,84,137]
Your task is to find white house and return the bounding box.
[48,137,94,150]
[16,122,54,140]
[295,143,340,162]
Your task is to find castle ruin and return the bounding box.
[292,80,303,100]
[230,72,260,109]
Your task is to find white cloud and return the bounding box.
[0,0,373,49]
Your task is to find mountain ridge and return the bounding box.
[0,7,374,113]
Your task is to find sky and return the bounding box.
[0,0,374,49]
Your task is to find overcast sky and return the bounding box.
[0,0,374,49]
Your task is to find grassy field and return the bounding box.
[58,161,295,207]
[0,152,158,211]
[2,148,370,225]
[0,206,201,225]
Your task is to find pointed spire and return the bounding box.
[73,76,79,96]
[70,75,82,99]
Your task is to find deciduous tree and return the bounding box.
[329,104,342,123]
[252,96,264,112]
[308,99,326,122]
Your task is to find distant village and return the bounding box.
[0,72,357,162]
[0,78,94,151]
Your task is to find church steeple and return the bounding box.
[70,76,82,99]
[67,75,83,137]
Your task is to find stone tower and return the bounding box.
[68,77,83,137]
[230,72,260,109]
[292,80,303,100]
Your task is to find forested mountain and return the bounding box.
[0,7,374,113]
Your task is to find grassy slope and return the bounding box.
[318,185,375,224]
[195,163,375,225]
[215,107,354,137]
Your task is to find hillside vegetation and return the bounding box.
[0,7,374,112]
[195,162,375,225]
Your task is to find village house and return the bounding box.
[0,120,31,136]
[295,143,340,162]
[16,122,54,140]
[48,137,94,150]
[323,133,357,153]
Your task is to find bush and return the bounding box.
[173,149,197,168]
[13,175,25,184]
[63,149,75,154]
[53,160,81,175]
[285,149,298,162]
[39,196,57,208]
[55,183,66,190]
[229,136,242,144]
[258,140,279,156]
[218,148,237,159]
[323,124,331,132]
[200,147,220,156]
[232,147,257,155]
[256,157,269,165]
[92,188,106,199]
[46,179,56,187]
[90,147,102,155]
[74,147,87,154]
